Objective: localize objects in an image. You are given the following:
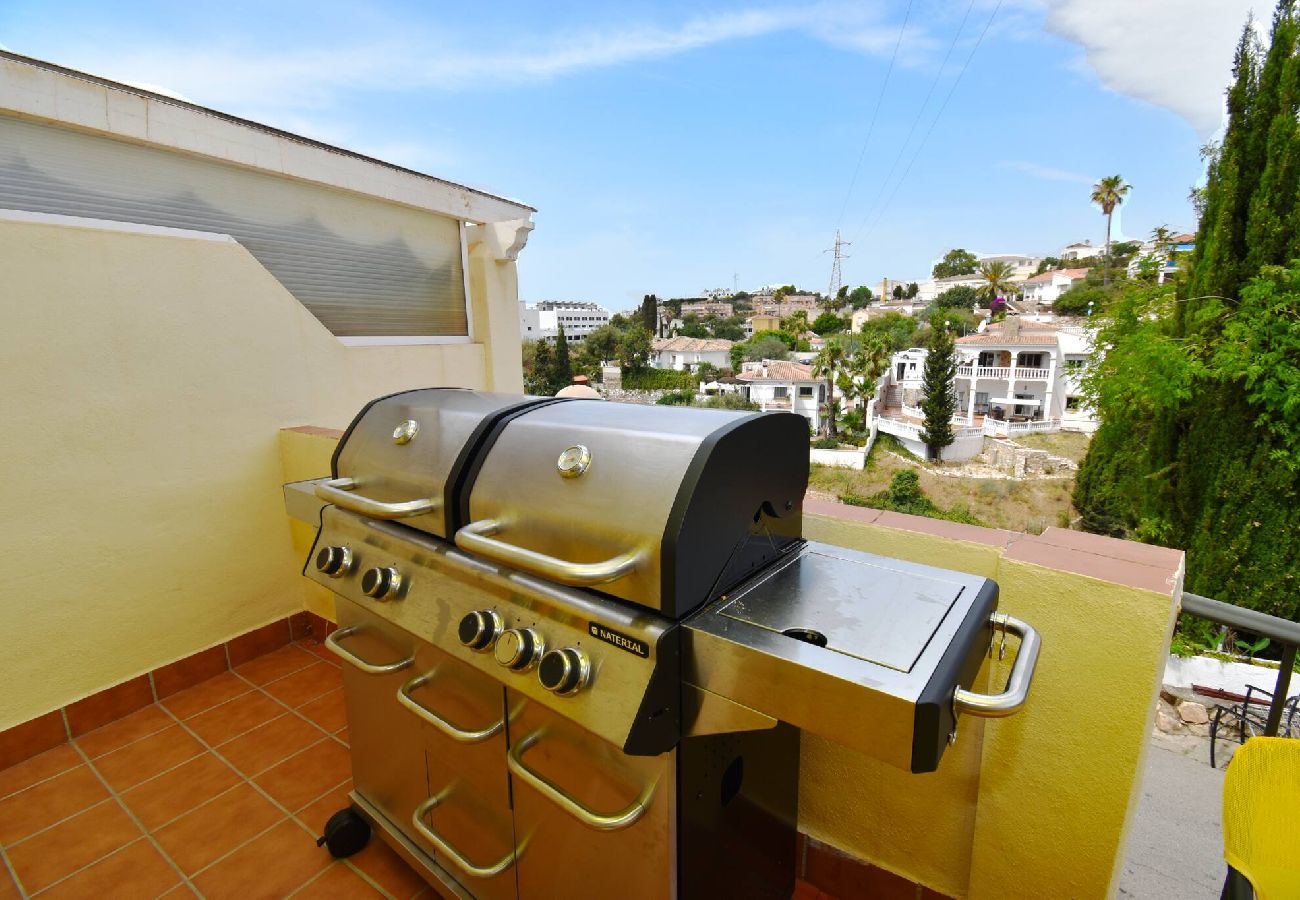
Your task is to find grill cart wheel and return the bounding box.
[316,807,370,858]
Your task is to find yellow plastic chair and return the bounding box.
[1222,737,1300,899]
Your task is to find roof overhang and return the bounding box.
[0,51,535,225]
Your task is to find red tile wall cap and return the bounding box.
[1032,526,1184,571]
[1003,537,1182,594]
[281,425,344,439]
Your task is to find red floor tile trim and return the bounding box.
[0,614,305,772]
[3,644,914,900]
[0,637,396,899]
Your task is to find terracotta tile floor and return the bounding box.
[0,641,435,899]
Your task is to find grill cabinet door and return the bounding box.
[505,694,673,899]
[334,600,428,838]
[402,643,518,900]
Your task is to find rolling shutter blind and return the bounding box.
[0,114,468,337]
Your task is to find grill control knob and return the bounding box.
[360,566,403,601]
[458,610,504,651]
[538,648,591,696]
[494,628,544,672]
[315,545,353,578]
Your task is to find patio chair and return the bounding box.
[1209,685,1298,768]
[1221,737,1300,899]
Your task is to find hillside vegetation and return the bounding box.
[1073,5,1300,620]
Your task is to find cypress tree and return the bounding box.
[1185,19,1259,314]
[553,323,572,391]
[640,295,658,334]
[1075,1,1300,618]
[919,326,957,461]
[1244,8,1300,275]
[530,339,554,395]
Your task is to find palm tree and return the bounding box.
[1091,174,1132,286]
[783,310,809,334]
[978,260,1016,307]
[854,334,892,387]
[811,338,847,438]
[835,334,892,416]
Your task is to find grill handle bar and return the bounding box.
[952,613,1041,718]
[412,789,519,878]
[455,519,641,587]
[325,627,415,675]
[314,477,439,520]
[397,671,505,743]
[507,729,656,832]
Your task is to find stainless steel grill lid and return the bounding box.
[320,389,554,538]
[456,400,810,617]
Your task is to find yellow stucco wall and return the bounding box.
[0,212,523,728]
[801,511,1181,899]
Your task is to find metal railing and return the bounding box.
[982,417,1062,436]
[1181,592,1300,736]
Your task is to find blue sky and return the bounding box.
[0,0,1262,310]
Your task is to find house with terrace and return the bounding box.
[871,318,1098,458]
[1021,268,1089,308]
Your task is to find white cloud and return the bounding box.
[1040,0,1264,137]
[51,3,926,115]
[1000,159,1093,184]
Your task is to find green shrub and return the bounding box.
[696,393,758,410]
[841,469,984,525]
[657,390,694,406]
[812,437,840,449]
[621,368,697,390]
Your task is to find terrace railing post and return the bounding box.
[1264,644,1297,737]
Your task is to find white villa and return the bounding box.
[870,318,1098,460]
[1022,268,1089,307]
[978,253,1042,282]
[736,360,825,431]
[1060,240,1103,262]
[917,273,984,304]
[650,336,733,371]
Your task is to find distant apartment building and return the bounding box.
[1060,240,1103,262]
[751,293,819,317]
[680,300,734,318]
[519,300,611,342]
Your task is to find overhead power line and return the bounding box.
[850,0,1004,248]
[850,0,977,241]
[833,0,915,231]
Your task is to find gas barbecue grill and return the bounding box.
[291,388,1040,899]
